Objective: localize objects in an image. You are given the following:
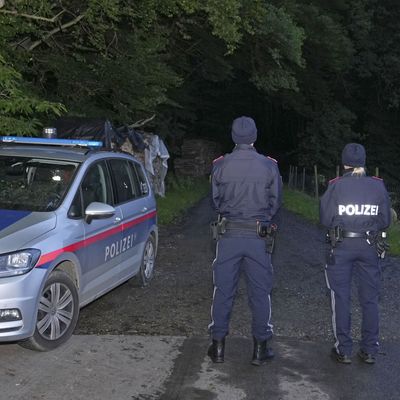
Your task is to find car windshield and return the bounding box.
[0,155,79,212]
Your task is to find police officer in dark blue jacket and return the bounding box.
[207,116,282,366]
[320,143,391,365]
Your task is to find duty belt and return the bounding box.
[342,230,367,238]
[327,227,367,247]
[225,221,257,231]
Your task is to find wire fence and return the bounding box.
[287,165,400,215]
[287,165,329,199]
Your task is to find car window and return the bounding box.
[81,161,113,210]
[133,162,149,196]
[0,155,78,212]
[108,159,139,204]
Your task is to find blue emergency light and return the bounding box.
[0,136,103,148]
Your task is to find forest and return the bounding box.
[0,0,399,179]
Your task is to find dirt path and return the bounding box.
[76,196,400,343]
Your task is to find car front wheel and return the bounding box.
[19,270,79,351]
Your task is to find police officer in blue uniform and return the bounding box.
[320,143,391,364]
[207,116,282,366]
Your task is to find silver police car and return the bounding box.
[0,136,158,351]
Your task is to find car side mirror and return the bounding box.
[84,202,115,224]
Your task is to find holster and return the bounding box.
[210,216,227,241]
[325,227,343,265]
[366,231,389,259]
[257,222,277,254]
[326,226,343,248]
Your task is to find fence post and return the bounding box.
[294,166,298,189]
[375,167,379,177]
[302,167,306,192]
[290,165,294,189]
[314,164,319,199]
[336,165,340,177]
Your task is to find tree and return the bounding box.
[0,0,306,134]
[0,0,399,184]
[0,54,64,134]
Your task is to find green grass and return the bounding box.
[388,223,400,255]
[156,176,210,225]
[283,187,400,256]
[283,187,319,223]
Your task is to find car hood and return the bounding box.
[0,209,57,253]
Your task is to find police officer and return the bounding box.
[320,143,391,364]
[207,116,282,366]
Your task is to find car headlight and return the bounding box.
[0,249,41,278]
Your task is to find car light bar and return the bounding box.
[0,136,103,148]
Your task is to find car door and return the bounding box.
[77,160,124,304]
[107,158,152,280]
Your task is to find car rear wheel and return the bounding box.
[136,235,156,287]
[19,270,79,351]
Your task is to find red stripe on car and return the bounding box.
[36,210,156,267]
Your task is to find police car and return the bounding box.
[0,136,158,351]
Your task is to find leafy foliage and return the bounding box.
[0,0,399,181]
[0,54,64,134]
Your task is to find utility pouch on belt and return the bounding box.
[210,216,227,241]
[326,226,343,248]
[257,222,277,254]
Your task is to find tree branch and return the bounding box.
[0,9,65,22]
[27,14,85,52]
[128,114,156,128]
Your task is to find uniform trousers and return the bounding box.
[325,239,381,355]
[209,235,273,341]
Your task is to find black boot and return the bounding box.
[207,338,225,363]
[357,349,375,364]
[331,348,352,364]
[251,337,274,366]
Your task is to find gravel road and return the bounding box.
[76,196,400,344]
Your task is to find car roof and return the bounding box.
[0,144,96,162]
[0,145,135,163]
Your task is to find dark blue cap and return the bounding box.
[342,143,366,167]
[231,116,257,144]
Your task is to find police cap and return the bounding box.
[342,143,366,167]
[231,116,257,144]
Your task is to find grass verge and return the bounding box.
[283,187,319,223]
[283,187,400,256]
[388,223,400,255]
[156,176,210,225]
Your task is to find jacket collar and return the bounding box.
[234,144,256,151]
[343,169,366,177]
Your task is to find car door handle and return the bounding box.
[141,207,148,213]
[114,217,121,224]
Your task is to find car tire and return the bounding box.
[19,270,79,352]
[135,235,156,287]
